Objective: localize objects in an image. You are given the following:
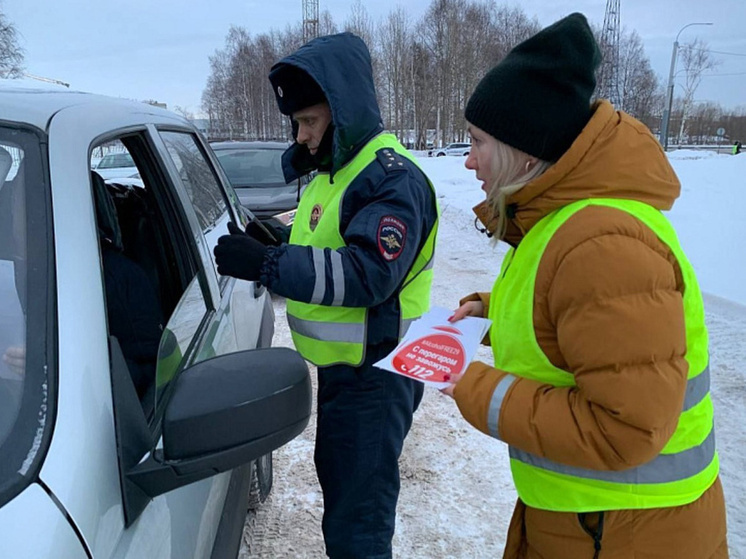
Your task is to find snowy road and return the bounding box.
[239,194,746,558]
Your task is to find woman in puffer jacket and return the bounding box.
[442,12,729,559]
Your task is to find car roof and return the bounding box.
[0,80,187,131]
[210,140,290,151]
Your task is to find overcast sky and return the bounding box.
[5,0,746,117]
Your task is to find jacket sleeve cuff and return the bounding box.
[259,245,283,288]
[453,360,517,440]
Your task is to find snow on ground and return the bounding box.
[666,150,746,307]
[241,152,746,558]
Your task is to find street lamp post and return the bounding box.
[659,22,713,151]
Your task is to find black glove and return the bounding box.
[214,222,268,281]
[245,220,285,246]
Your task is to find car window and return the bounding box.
[91,134,210,422]
[215,148,286,187]
[159,132,232,276]
[154,276,208,414]
[0,126,52,506]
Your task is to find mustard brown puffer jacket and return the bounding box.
[454,100,729,559]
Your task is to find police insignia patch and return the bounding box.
[377,216,407,261]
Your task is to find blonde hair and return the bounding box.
[485,140,551,240]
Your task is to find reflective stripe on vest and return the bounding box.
[286,134,438,367]
[489,198,718,512]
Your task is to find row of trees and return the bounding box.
[666,102,746,146]
[202,0,740,148]
[202,1,545,146]
[202,0,664,147]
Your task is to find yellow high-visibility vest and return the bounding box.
[287,134,438,367]
[488,198,717,511]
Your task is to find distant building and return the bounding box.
[190,118,210,137]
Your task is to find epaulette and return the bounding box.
[375,148,407,173]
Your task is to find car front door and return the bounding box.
[152,128,274,357]
[108,125,273,559]
[38,103,268,559]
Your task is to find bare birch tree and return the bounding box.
[410,41,438,148]
[419,0,458,148]
[0,8,23,78]
[318,10,339,37]
[344,0,376,50]
[677,38,720,143]
[617,30,658,121]
[378,8,412,141]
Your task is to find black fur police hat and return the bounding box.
[269,64,327,116]
[465,13,601,162]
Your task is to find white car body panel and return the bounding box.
[41,101,128,558]
[0,484,87,558]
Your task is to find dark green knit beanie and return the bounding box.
[465,12,601,162]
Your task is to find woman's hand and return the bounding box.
[441,301,485,397]
[440,381,459,398]
[448,300,484,322]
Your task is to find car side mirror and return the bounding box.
[109,337,311,526]
[162,347,310,462]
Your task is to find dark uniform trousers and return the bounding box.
[314,341,424,559]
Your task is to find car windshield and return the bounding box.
[0,125,51,506]
[98,152,135,169]
[216,148,286,187]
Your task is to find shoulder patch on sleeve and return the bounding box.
[375,148,407,174]
[377,215,407,261]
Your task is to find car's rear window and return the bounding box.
[215,148,286,187]
[0,125,53,506]
[98,152,135,169]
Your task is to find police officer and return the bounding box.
[213,32,439,559]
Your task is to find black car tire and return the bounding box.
[247,452,273,509]
[436,153,445,157]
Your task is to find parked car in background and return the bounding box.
[428,142,472,157]
[211,141,309,226]
[93,151,140,180]
[0,82,312,559]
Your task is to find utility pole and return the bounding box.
[302,0,319,43]
[597,0,621,108]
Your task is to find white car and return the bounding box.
[429,142,472,157]
[0,82,311,558]
[93,152,140,180]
